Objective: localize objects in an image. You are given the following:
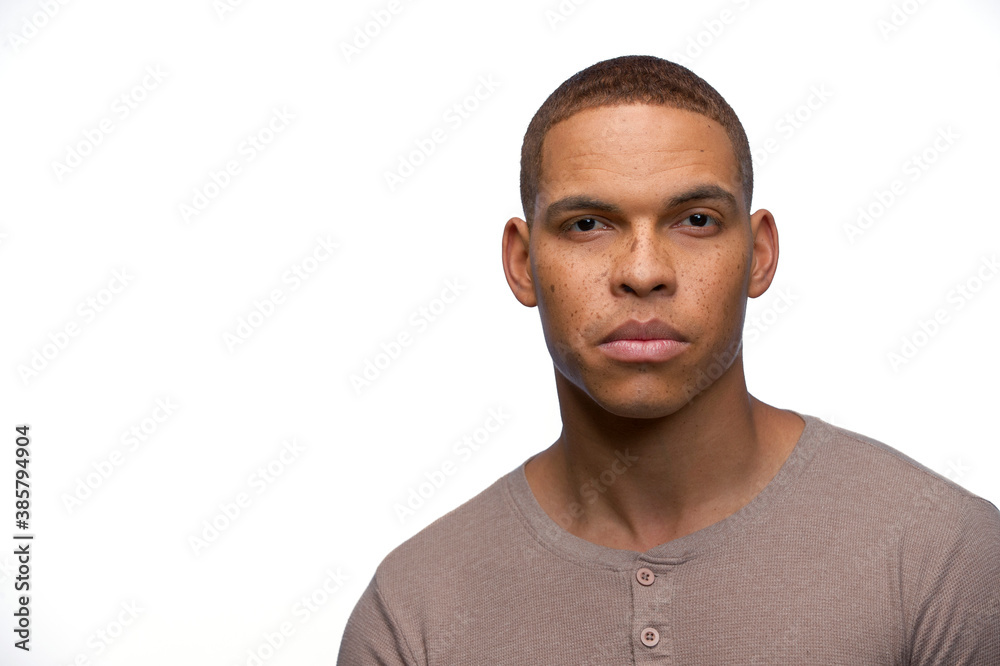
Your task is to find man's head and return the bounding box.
[520,55,754,225]
[502,56,780,420]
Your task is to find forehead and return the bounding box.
[537,104,741,210]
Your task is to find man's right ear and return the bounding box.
[501,216,537,307]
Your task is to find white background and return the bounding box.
[0,0,998,663]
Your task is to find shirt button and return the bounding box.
[635,567,655,586]
[640,627,660,647]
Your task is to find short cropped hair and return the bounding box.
[519,55,753,224]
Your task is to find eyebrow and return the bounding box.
[543,184,739,226]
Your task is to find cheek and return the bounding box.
[532,261,600,374]
[537,278,590,333]
[533,256,587,324]
[679,250,749,330]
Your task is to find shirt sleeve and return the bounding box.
[908,494,1000,665]
[337,574,418,666]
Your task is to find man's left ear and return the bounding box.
[747,208,779,299]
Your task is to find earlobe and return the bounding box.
[747,209,779,299]
[501,217,537,307]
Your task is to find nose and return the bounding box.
[612,224,676,297]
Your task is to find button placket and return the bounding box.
[631,561,674,662]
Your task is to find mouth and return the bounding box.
[598,319,689,363]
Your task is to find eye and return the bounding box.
[678,213,719,228]
[567,217,608,232]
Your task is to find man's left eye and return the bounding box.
[679,214,718,228]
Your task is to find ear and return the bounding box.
[747,208,779,299]
[501,216,537,307]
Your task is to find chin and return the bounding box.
[585,380,694,420]
[557,358,705,418]
[601,401,681,420]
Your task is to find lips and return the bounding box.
[600,319,686,344]
[598,319,688,363]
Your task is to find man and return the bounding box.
[338,55,1000,664]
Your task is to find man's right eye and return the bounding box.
[568,217,605,232]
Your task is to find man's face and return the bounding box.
[515,103,768,419]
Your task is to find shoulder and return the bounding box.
[349,466,536,658]
[783,415,1000,568]
[790,416,1000,657]
[803,415,991,511]
[803,415,1000,571]
[372,465,527,603]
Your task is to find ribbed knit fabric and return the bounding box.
[338,414,1000,664]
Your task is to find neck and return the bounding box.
[525,353,804,552]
